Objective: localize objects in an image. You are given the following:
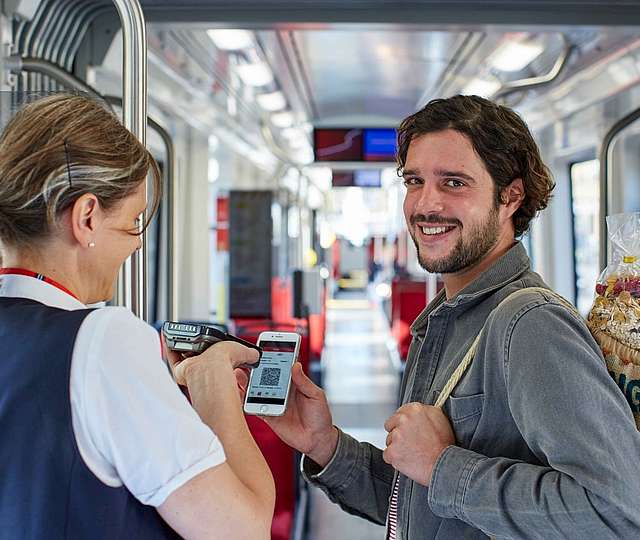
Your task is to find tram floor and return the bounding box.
[306,290,399,540]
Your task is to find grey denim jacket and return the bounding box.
[303,242,640,539]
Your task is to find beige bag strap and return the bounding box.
[434,287,575,409]
[434,332,482,408]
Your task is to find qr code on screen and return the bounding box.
[259,368,281,387]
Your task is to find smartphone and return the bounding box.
[243,331,301,417]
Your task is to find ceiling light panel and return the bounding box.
[207,29,254,51]
[488,41,545,72]
[236,62,274,87]
[281,127,303,140]
[256,91,287,111]
[462,78,501,98]
[271,111,295,128]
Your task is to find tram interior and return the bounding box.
[3,1,640,538]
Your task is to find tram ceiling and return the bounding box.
[191,26,630,127]
[139,0,640,26]
[8,0,640,167]
[257,30,475,123]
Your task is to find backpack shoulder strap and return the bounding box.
[434,331,483,408]
[434,286,576,409]
[509,286,579,316]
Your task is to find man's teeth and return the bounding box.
[421,226,450,235]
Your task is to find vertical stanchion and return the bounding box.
[112,0,148,320]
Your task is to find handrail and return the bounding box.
[495,36,573,100]
[598,106,640,271]
[6,55,103,99]
[112,0,148,321]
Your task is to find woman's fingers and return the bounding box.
[204,341,260,369]
[234,368,249,401]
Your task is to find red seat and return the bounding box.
[390,279,427,360]
[233,319,308,540]
[245,415,296,540]
[231,276,327,539]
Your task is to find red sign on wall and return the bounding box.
[216,195,229,251]
[216,227,229,251]
[217,196,229,223]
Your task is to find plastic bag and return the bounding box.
[587,212,640,428]
[594,212,640,298]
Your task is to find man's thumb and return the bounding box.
[291,362,322,399]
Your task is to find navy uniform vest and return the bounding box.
[0,296,181,539]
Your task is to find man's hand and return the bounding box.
[237,362,338,467]
[383,402,455,486]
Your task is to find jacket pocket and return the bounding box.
[445,393,484,448]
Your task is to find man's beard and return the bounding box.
[410,205,501,274]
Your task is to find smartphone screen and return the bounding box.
[245,339,297,406]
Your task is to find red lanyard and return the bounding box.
[0,268,80,301]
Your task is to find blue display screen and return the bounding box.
[332,170,381,188]
[314,127,396,162]
[354,170,381,187]
[363,128,397,162]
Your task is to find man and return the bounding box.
[252,95,640,539]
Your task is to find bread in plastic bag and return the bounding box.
[587,212,640,428]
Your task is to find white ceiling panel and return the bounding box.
[263,29,468,123]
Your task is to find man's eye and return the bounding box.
[445,179,465,187]
[403,177,421,187]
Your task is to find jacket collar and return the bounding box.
[410,242,531,336]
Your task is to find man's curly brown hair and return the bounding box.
[396,95,554,237]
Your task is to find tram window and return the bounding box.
[521,232,533,264]
[569,159,600,315]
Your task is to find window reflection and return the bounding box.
[570,159,600,315]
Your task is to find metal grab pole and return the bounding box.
[105,96,178,322]
[112,0,148,321]
[598,106,640,272]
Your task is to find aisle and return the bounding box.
[306,291,399,540]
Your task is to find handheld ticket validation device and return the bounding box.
[243,331,301,416]
[162,322,262,369]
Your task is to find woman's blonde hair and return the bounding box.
[0,93,161,249]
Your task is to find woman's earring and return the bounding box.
[88,241,96,248]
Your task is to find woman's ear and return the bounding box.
[69,194,102,248]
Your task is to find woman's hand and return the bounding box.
[164,338,260,386]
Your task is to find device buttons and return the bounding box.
[259,405,268,414]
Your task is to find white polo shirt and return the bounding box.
[0,273,226,507]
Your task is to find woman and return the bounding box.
[0,94,274,539]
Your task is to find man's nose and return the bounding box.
[415,182,445,214]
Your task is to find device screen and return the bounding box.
[246,340,297,405]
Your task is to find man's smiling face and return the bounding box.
[402,129,502,275]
